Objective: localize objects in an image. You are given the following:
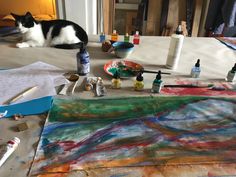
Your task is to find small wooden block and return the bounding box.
[17,122,28,131]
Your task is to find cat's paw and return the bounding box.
[16,42,30,48]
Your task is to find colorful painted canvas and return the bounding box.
[161,79,236,97]
[30,96,236,177]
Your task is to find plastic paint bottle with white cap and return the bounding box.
[0,137,20,167]
[166,25,184,70]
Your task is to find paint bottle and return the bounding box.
[99,32,106,43]
[191,59,201,78]
[111,71,121,89]
[111,30,118,42]
[133,31,140,45]
[124,33,130,42]
[134,72,144,91]
[226,63,236,82]
[76,43,90,76]
[0,137,20,167]
[166,25,184,70]
[152,71,163,93]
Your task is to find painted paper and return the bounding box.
[30,96,236,176]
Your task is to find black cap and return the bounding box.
[195,59,200,67]
[113,70,120,79]
[136,72,143,81]
[232,63,236,72]
[80,42,85,53]
[156,70,162,80]
[175,25,183,35]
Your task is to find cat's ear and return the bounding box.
[11,13,20,20]
[25,12,33,18]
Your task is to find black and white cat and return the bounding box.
[11,12,88,49]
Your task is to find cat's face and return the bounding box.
[11,12,36,33]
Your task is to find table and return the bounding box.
[0,35,235,177]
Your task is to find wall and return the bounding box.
[0,0,56,16]
[56,0,97,34]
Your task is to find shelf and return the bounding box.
[115,3,139,10]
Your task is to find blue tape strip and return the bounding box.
[0,96,53,118]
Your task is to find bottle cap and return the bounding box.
[231,63,236,72]
[135,31,139,35]
[80,42,85,53]
[113,70,120,79]
[113,30,117,34]
[175,25,183,35]
[156,70,162,80]
[195,59,200,67]
[136,72,143,81]
[125,33,129,36]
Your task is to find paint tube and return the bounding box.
[0,137,20,167]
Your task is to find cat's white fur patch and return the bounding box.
[16,23,80,48]
[50,26,81,46]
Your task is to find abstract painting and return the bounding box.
[30,96,236,177]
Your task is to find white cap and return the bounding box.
[12,137,20,144]
[135,31,139,35]
[113,30,117,34]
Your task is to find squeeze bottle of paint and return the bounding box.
[133,31,140,45]
[124,33,130,42]
[0,137,20,167]
[111,70,121,89]
[191,59,201,78]
[134,72,144,91]
[76,43,90,76]
[111,30,118,42]
[166,25,184,70]
[152,71,163,93]
[226,63,236,82]
[99,32,106,43]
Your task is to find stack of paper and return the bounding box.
[0,61,69,105]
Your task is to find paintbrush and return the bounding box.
[164,84,214,88]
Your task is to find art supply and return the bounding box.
[3,86,38,105]
[124,33,130,42]
[76,43,90,76]
[69,74,80,94]
[191,59,201,78]
[102,40,112,52]
[152,71,163,93]
[111,71,121,89]
[84,77,99,91]
[134,72,144,91]
[99,33,106,43]
[96,77,107,96]
[164,84,214,88]
[166,25,184,70]
[59,74,80,95]
[0,137,20,167]
[133,31,140,45]
[111,30,118,42]
[226,63,236,82]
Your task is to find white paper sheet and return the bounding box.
[0,61,69,105]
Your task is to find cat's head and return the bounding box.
[11,12,37,33]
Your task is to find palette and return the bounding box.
[104,60,143,78]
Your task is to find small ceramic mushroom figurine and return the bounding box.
[96,77,107,97]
